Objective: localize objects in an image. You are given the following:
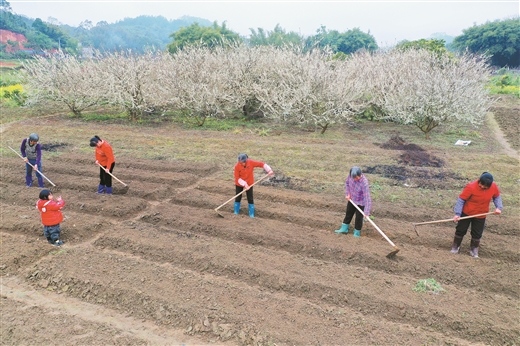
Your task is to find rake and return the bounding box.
[214,174,270,218]
[412,212,495,236]
[8,145,58,190]
[348,199,400,258]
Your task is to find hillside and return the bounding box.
[0,10,213,55]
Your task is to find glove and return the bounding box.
[268,170,274,176]
[243,183,250,190]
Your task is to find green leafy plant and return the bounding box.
[412,278,446,294]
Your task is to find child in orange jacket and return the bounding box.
[36,189,65,246]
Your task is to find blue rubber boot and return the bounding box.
[234,202,241,214]
[97,185,105,194]
[353,229,361,237]
[106,187,113,195]
[248,204,255,218]
[334,223,349,234]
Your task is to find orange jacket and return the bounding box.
[234,159,268,186]
[459,180,500,217]
[37,199,65,226]
[95,140,115,168]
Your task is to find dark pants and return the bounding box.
[99,162,115,187]
[26,159,44,187]
[235,185,254,204]
[44,224,61,241]
[343,202,365,230]
[455,213,486,240]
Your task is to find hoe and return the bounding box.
[349,199,400,258]
[412,212,495,236]
[96,162,129,194]
[214,174,270,218]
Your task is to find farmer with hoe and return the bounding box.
[335,166,372,237]
[234,153,274,217]
[90,135,116,195]
[451,172,502,258]
[20,133,44,188]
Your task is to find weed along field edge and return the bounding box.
[1,103,519,345]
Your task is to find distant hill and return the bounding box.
[62,15,213,52]
[1,9,213,56]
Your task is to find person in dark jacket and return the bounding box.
[20,133,44,188]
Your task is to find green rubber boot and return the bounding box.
[353,229,361,237]
[334,223,349,234]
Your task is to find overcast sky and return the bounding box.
[8,1,519,46]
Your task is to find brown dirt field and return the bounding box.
[1,110,519,345]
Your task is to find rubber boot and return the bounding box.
[106,187,113,195]
[37,175,44,188]
[97,185,105,194]
[334,223,349,234]
[469,238,480,258]
[353,229,361,237]
[248,204,255,218]
[450,235,463,254]
[234,202,241,215]
[26,176,32,187]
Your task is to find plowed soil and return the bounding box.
[1,111,518,345]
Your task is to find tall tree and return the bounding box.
[167,21,241,53]
[452,17,520,67]
[249,24,303,47]
[307,26,378,55]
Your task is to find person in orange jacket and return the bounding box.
[451,172,502,258]
[90,135,116,194]
[234,153,274,217]
[36,189,65,246]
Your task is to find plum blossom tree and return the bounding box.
[22,54,106,116]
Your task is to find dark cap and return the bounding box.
[238,153,248,162]
[479,172,493,187]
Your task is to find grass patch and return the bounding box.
[412,278,446,294]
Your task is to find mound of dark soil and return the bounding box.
[365,164,462,189]
[41,143,69,152]
[378,134,424,151]
[398,151,445,167]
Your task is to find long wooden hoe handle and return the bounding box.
[8,146,56,186]
[349,199,398,249]
[96,162,127,187]
[215,174,270,212]
[413,212,495,227]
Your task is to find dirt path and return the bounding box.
[487,111,519,160]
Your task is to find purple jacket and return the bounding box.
[345,174,372,215]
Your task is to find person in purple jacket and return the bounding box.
[334,166,372,237]
[20,133,44,188]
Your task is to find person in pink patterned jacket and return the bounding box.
[334,166,372,237]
